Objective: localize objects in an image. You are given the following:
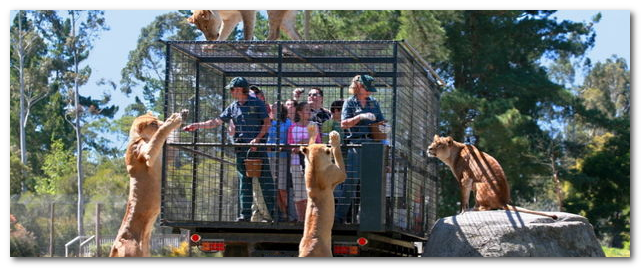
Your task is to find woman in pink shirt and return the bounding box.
[287,101,320,222]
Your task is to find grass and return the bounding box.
[602,242,630,257]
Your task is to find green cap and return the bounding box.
[225,77,249,89]
[358,74,377,92]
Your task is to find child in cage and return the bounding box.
[321,99,345,144]
[266,101,293,221]
[287,101,321,222]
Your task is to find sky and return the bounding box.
[11,9,630,150]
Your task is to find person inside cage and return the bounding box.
[321,99,345,144]
[182,77,275,222]
[307,87,332,127]
[335,74,386,224]
[266,101,292,221]
[284,98,299,221]
[287,101,321,222]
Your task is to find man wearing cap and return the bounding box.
[183,77,275,222]
[335,74,386,224]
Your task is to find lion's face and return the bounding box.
[427,134,454,159]
[130,113,163,141]
[187,10,221,41]
[301,144,332,169]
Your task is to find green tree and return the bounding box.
[433,11,596,215]
[33,138,77,195]
[120,11,199,113]
[564,56,630,247]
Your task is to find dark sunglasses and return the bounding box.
[308,93,322,97]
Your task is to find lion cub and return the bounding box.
[110,110,187,257]
[427,135,557,219]
[298,127,346,257]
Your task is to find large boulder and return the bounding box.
[423,210,604,257]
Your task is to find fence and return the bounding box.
[10,195,187,257]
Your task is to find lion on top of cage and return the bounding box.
[298,125,346,257]
[427,134,558,219]
[109,110,188,257]
[187,10,302,41]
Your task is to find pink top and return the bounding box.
[287,122,321,165]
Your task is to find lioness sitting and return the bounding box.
[298,128,346,257]
[110,110,187,257]
[427,135,558,219]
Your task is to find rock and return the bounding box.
[422,210,605,257]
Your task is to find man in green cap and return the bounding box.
[183,77,275,222]
[335,74,386,224]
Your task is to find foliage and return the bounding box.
[10,214,40,257]
[602,241,630,257]
[10,146,31,195]
[34,138,77,195]
[120,11,199,113]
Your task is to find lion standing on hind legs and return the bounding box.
[109,110,187,257]
[427,134,558,219]
[298,126,346,257]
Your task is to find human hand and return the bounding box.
[293,88,304,99]
[182,123,198,132]
[358,112,376,121]
[249,138,260,152]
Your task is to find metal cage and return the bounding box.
[161,40,441,239]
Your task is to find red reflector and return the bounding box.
[333,246,348,254]
[200,241,225,252]
[190,234,201,243]
[333,245,359,255]
[357,237,368,246]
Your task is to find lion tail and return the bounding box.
[504,204,558,220]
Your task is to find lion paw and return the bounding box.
[329,131,340,147]
[165,113,183,128]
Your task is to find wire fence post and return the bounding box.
[96,203,101,257]
[49,203,54,257]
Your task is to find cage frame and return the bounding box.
[160,40,442,240]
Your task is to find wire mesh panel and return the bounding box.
[161,41,441,239]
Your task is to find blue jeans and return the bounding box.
[334,146,360,223]
[235,147,275,220]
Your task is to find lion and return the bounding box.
[187,10,301,41]
[427,135,558,219]
[187,10,256,41]
[298,126,346,257]
[109,110,187,257]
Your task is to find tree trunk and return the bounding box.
[71,11,85,249]
[18,11,27,193]
[550,156,564,211]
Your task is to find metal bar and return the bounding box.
[65,236,88,257]
[398,42,446,87]
[390,42,398,230]
[338,44,394,88]
[211,71,397,78]
[191,61,201,222]
[164,40,399,45]
[282,44,343,87]
[161,41,171,225]
[168,142,362,148]
[217,74,227,221]
[199,56,396,64]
